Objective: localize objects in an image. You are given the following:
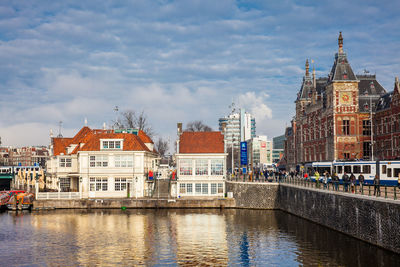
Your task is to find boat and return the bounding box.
[7,192,34,210]
[0,190,25,210]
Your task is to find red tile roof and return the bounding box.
[79,132,151,152]
[179,131,224,154]
[52,127,155,156]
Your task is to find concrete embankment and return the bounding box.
[33,198,236,210]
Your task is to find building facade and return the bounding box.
[374,77,400,160]
[175,127,226,198]
[218,108,256,149]
[247,136,273,169]
[47,126,158,198]
[272,135,286,163]
[285,33,388,170]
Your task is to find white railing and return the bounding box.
[36,192,81,200]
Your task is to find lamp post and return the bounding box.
[364,96,375,161]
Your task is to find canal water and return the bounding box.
[0,209,399,266]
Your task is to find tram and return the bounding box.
[304,161,400,186]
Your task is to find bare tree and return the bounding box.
[121,110,136,128]
[185,120,213,132]
[155,137,169,158]
[116,109,155,138]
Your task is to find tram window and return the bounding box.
[353,165,361,174]
[362,165,371,174]
[344,166,351,173]
[382,165,387,175]
[387,168,392,178]
[394,169,400,178]
[336,166,343,174]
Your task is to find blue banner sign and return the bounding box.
[240,141,247,165]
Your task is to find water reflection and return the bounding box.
[0,209,399,266]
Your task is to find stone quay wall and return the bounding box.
[225,181,279,209]
[225,181,400,254]
[278,184,400,254]
[33,198,236,210]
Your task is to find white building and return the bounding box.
[46,127,158,198]
[218,108,256,149]
[247,136,273,169]
[175,126,227,198]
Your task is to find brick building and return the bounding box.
[285,33,388,171]
[374,77,400,160]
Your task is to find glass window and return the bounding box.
[382,165,387,174]
[115,141,121,149]
[180,183,186,194]
[90,177,108,191]
[387,168,392,178]
[211,159,223,175]
[342,120,350,135]
[353,165,361,174]
[344,166,351,173]
[218,183,224,194]
[115,155,133,168]
[180,159,192,175]
[195,183,202,194]
[202,183,208,194]
[362,120,371,136]
[362,165,371,174]
[90,155,108,168]
[109,141,114,149]
[394,168,400,178]
[196,159,208,175]
[187,184,193,194]
[336,166,343,174]
[59,178,71,192]
[211,183,217,194]
[115,178,127,191]
[103,141,108,149]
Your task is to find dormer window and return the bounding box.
[101,139,123,150]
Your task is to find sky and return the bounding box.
[1,0,400,148]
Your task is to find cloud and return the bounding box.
[0,0,399,147]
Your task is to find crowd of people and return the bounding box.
[231,167,400,197]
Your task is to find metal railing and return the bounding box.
[226,174,400,201]
[36,192,81,200]
[280,176,400,201]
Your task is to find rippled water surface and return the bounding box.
[0,209,399,266]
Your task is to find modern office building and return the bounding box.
[247,136,273,168]
[272,134,286,163]
[218,108,256,149]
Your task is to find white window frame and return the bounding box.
[196,159,208,176]
[115,178,128,191]
[180,159,192,175]
[211,159,223,175]
[90,177,108,191]
[101,139,123,150]
[59,158,72,167]
[115,155,134,168]
[89,155,108,168]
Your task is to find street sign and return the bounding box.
[240,141,247,165]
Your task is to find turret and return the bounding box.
[338,31,343,53]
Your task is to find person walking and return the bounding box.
[350,173,356,193]
[373,174,381,196]
[342,172,349,192]
[333,172,339,191]
[323,171,329,189]
[358,173,365,193]
[315,171,320,188]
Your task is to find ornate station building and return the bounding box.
[285,33,394,170]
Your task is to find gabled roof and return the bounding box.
[376,92,393,112]
[52,126,155,156]
[179,131,224,154]
[79,132,151,152]
[357,75,387,113]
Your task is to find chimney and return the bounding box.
[103,122,106,130]
[177,123,182,136]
